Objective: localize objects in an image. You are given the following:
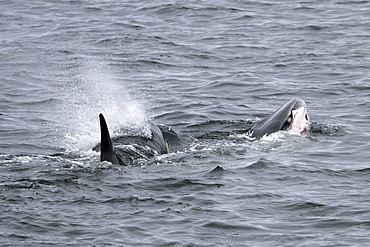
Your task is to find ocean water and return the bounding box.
[1,0,370,246]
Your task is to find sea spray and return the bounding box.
[59,58,149,151]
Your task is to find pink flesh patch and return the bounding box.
[289,107,310,135]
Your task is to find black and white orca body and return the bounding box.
[97,113,168,166]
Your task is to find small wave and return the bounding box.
[143,177,224,191]
[283,200,327,211]
[201,220,263,231]
[310,123,346,137]
[242,158,272,169]
[204,165,226,178]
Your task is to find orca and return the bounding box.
[95,113,169,165]
[247,98,310,139]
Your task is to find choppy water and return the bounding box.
[1,0,370,246]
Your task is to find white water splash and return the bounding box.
[59,58,149,151]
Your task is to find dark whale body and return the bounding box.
[247,98,310,139]
[95,113,168,166]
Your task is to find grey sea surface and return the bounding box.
[1,0,370,246]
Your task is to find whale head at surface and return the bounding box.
[247,98,310,139]
[285,99,310,135]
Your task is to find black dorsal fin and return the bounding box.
[99,113,120,165]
